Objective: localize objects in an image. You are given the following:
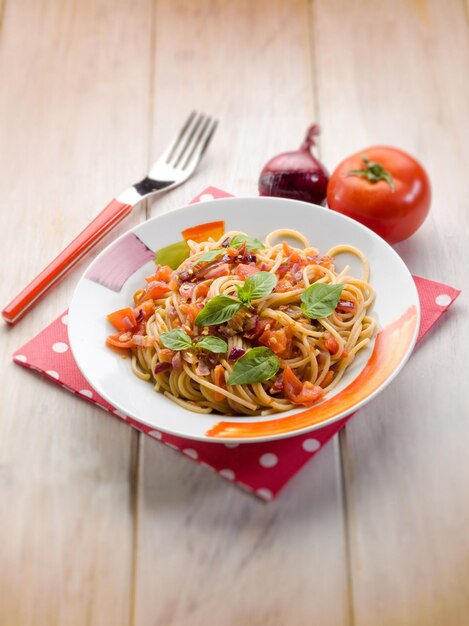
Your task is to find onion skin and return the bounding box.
[258,125,329,206]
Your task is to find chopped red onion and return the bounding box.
[196,360,210,376]
[154,362,171,375]
[179,282,195,298]
[228,347,246,361]
[134,308,145,324]
[171,351,182,372]
[337,299,355,312]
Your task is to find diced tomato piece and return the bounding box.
[143,281,170,300]
[282,242,303,264]
[180,302,203,326]
[203,262,231,279]
[274,278,295,293]
[213,364,226,402]
[133,300,155,323]
[106,331,134,349]
[325,332,340,354]
[236,263,260,278]
[259,327,292,356]
[107,307,137,332]
[308,254,334,269]
[182,221,225,244]
[159,348,175,363]
[145,265,173,283]
[283,366,325,406]
[244,317,275,341]
[320,370,334,388]
[194,282,210,299]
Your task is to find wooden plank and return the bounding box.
[133,2,350,625]
[0,0,153,624]
[313,0,469,624]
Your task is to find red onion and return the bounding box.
[258,125,329,205]
[171,351,182,372]
[228,347,246,361]
[154,362,171,375]
[196,360,210,376]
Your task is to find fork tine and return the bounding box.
[157,110,198,165]
[170,113,206,167]
[178,115,211,169]
[181,118,218,171]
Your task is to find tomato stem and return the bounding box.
[345,153,395,192]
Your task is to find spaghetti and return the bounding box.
[106,229,375,416]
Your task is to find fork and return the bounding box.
[2,112,218,325]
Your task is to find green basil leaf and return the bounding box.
[236,271,277,305]
[192,249,223,266]
[160,328,193,351]
[195,295,243,326]
[154,240,190,270]
[300,283,344,319]
[196,336,228,354]
[227,347,280,385]
[229,234,265,251]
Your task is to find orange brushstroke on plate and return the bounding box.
[207,306,418,439]
[181,221,225,244]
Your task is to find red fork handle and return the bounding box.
[2,199,133,325]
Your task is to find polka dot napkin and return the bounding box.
[12,187,461,500]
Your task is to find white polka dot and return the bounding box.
[302,438,321,453]
[46,370,60,380]
[15,354,27,362]
[61,314,69,325]
[435,294,451,307]
[148,429,162,439]
[52,342,69,353]
[79,389,93,398]
[259,453,278,468]
[219,468,235,480]
[199,193,215,202]
[113,409,127,419]
[224,442,240,448]
[256,488,273,500]
[183,448,198,459]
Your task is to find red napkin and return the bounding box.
[12,187,460,500]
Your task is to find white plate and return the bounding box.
[69,197,420,443]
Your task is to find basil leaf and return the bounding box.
[154,240,190,270]
[229,234,265,251]
[195,295,243,326]
[160,328,192,351]
[236,271,277,305]
[192,249,223,266]
[227,347,280,385]
[300,283,344,319]
[196,336,228,354]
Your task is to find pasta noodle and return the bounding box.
[106,229,376,416]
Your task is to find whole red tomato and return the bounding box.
[327,147,431,243]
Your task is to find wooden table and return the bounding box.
[1,1,468,624]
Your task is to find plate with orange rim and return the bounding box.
[68,196,420,443]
